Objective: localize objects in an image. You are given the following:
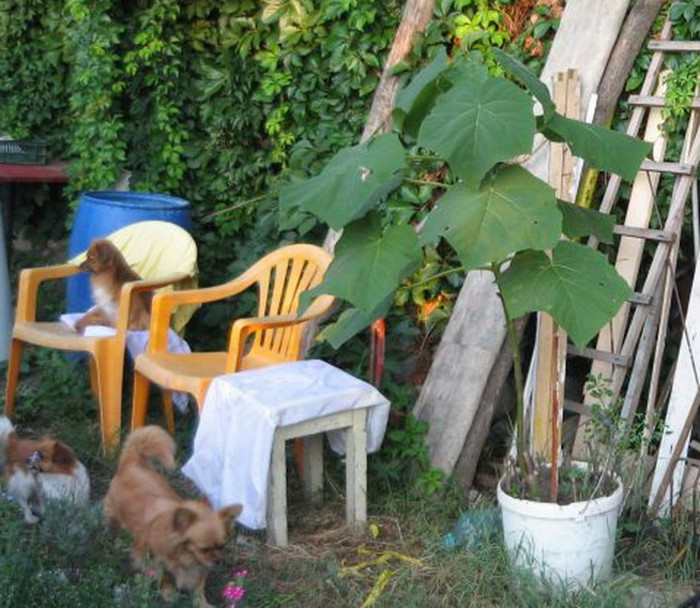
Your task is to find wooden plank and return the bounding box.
[629,292,653,305]
[567,345,631,367]
[573,75,670,456]
[629,94,700,109]
[648,40,700,52]
[639,159,696,175]
[595,21,672,220]
[648,249,700,515]
[532,70,577,459]
[613,225,676,241]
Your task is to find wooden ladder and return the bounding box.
[570,20,700,456]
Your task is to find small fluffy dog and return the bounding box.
[103,427,242,607]
[0,416,90,523]
[75,238,151,333]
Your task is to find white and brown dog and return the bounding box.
[0,417,90,523]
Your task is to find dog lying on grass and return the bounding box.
[75,238,151,333]
[0,416,90,523]
[103,426,242,607]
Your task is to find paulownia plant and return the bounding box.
[279,47,650,493]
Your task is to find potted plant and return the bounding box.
[279,46,650,586]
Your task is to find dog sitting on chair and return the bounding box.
[75,238,151,333]
[0,416,90,523]
[103,426,242,607]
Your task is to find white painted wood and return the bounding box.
[265,408,370,546]
[302,434,324,504]
[268,432,288,547]
[346,409,368,529]
[648,259,700,515]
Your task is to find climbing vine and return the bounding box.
[123,0,187,191]
[63,0,126,196]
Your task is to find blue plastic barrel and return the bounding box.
[66,191,192,313]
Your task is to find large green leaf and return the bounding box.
[317,295,393,349]
[393,52,490,139]
[499,241,632,346]
[557,200,614,244]
[492,48,556,121]
[417,77,536,188]
[543,113,651,182]
[421,165,561,270]
[304,213,420,315]
[393,48,450,137]
[279,133,405,230]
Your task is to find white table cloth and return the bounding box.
[182,359,390,530]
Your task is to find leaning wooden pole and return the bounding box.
[323,0,435,253]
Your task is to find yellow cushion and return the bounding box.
[69,220,198,333]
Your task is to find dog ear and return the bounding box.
[50,441,76,466]
[96,240,116,268]
[217,504,242,527]
[172,506,199,532]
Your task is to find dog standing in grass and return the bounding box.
[103,426,242,607]
[75,238,151,333]
[0,416,90,523]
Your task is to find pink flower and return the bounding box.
[223,584,246,601]
[144,568,156,578]
[235,569,249,578]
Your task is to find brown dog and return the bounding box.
[103,427,242,607]
[75,238,151,333]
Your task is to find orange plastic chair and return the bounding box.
[131,244,335,430]
[4,221,198,453]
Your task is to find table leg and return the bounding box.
[268,431,288,547]
[302,434,324,503]
[345,409,367,531]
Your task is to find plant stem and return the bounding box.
[491,262,528,475]
[409,266,465,289]
[404,178,447,188]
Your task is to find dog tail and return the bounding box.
[0,416,14,447]
[118,426,176,472]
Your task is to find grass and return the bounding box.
[0,348,698,607]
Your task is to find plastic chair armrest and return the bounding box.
[16,263,82,323]
[115,273,190,337]
[147,272,258,353]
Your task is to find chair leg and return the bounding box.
[95,355,123,456]
[88,358,99,401]
[161,390,175,436]
[4,339,24,417]
[131,371,151,431]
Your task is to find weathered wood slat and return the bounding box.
[648,40,700,52]
[628,291,652,306]
[629,94,700,109]
[640,159,696,175]
[567,345,631,367]
[613,225,676,241]
[563,400,590,415]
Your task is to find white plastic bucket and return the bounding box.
[497,473,623,588]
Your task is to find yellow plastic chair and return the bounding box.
[4,221,198,453]
[131,243,335,430]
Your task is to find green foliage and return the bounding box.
[123,0,187,191]
[418,76,535,187]
[420,166,561,271]
[63,0,126,196]
[0,0,69,150]
[498,241,632,346]
[282,49,648,349]
[662,56,700,131]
